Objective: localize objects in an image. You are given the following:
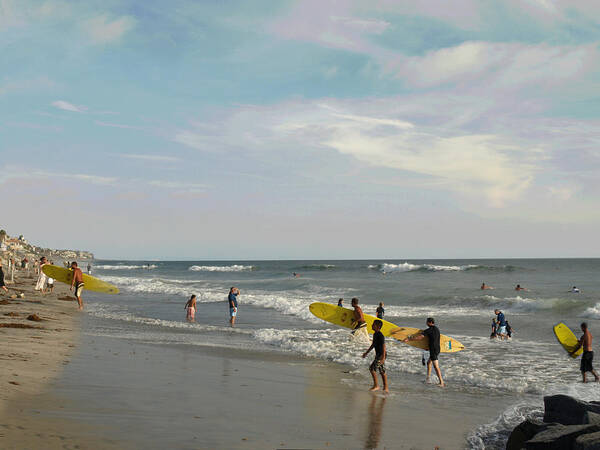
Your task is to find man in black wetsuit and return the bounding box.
[404,317,445,387]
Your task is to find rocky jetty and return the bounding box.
[507,395,600,449]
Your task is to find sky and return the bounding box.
[1,0,600,259]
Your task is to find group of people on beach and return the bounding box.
[343,297,445,393]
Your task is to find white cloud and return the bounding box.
[83,14,135,44]
[119,154,181,163]
[148,180,208,191]
[0,166,116,186]
[396,41,598,89]
[95,121,142,130]
[52,100,86,113]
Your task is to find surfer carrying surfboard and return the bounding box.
[351,298,367,334]
[70,261,84,310]
[403,318,445,387]
[570,323,600,383]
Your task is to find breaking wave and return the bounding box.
[368,262,480,273]
[188,265,255,272]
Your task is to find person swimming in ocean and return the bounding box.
[481,282,493,290]
[515,284,527,291]
[570,286,581,293]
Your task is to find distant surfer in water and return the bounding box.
[515,284,527,291]
[70,261,84,310]
[184,295,197,322]
[351,298,367,335]
[362,319,388,393]
[571,322,600,383]
[228,287,239,327]
[570,286,580,293]
[481,282,493,290]
[337,298,343,307]
[376,302,385,319]
[403,317,445,387]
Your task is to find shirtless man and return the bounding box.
[515,284,527,291]
[481,282,493,290]
[351,297,366,335]
[571,322,600,383]
[70,261,84,310]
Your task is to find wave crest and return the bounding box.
[188,265,255,272]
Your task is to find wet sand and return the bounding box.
[27,328,508,449]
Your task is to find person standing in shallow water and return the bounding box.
[184,295,197,322]
[404,317,445,387]
[228,287,240,327]
[571,322,600,383]
[376,302,385,319]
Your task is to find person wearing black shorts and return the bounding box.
[362,319,389,393]
[571,322,600,383]
[404,317,445,387]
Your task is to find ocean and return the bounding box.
[82,258,600,448]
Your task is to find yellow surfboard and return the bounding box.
[554,322,583,358]
[389,327,465,353]
[309,302,400,336]
[42,264,119,295]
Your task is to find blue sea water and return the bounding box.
[83,258,600,448]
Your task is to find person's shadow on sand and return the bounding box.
[365,394,386,449]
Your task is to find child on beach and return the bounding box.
[47,277,54,293]
[184,295,197,322]
[362,319,389,393]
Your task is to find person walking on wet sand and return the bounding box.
[362,319,389,393]
[0,261,9,294]
[70,261,84,310]
[571,322,600,383]
[404,317,445,387]
[228,287,240,327]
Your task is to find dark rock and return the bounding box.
[507,419,550,450]
[26,314,42,321]
[585,412,600,425]
[526,424,600,449]
[544,395,600,425]
[575,431,600,449]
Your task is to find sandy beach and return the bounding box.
[0,272,125,449]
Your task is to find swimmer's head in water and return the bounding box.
[351,297,359,306]
[372,319,382,331]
